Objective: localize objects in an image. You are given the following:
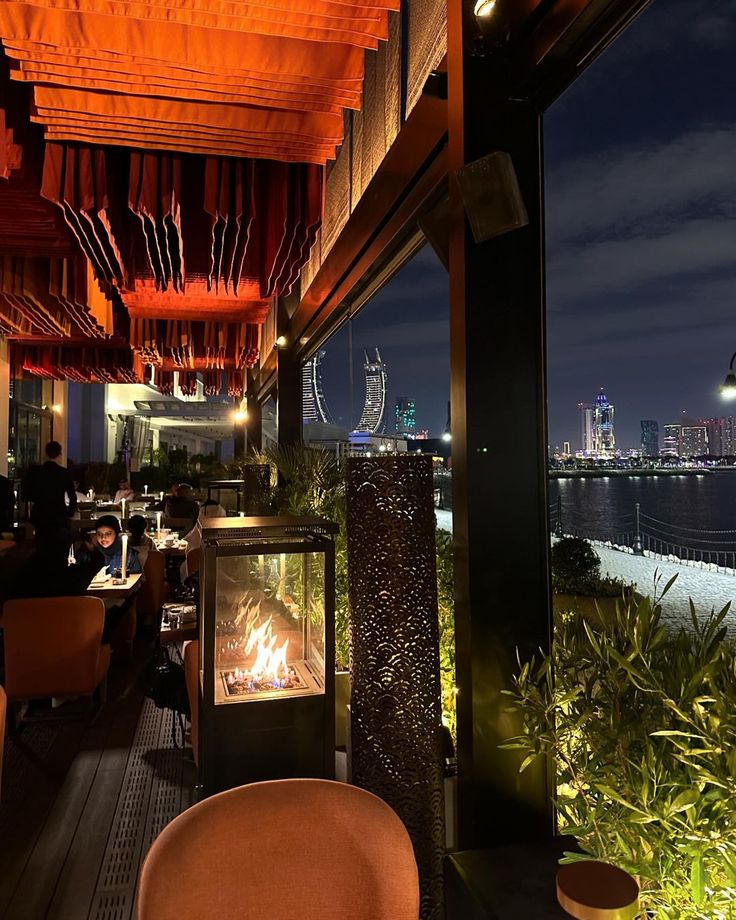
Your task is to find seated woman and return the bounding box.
[85,514,143,576]
[127,514,158,568]
[76,515,142,642]
[113,479,136,504]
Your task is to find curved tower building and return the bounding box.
[302,350,333,424]
[355,348,387,433]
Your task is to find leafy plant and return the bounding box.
[501,581,736,918]
[551,536,601,594]
[436,528,457,739]
[552,536,630,598]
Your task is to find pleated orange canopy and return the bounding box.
[0,0,397,394]
[0,0,398,162]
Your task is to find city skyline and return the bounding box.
[546,0,735,449]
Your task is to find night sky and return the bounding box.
[546,0,736,450]
[320,0,735,448]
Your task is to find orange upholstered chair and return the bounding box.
[183,640,199,766]
[138,551,168,623]
[0,684,6,794]
[137,779,419,920]
[2,597,110,706]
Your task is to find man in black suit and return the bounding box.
[23,440,77,540]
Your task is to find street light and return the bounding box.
[442,432,452,442]
[721,352,736,401]
[473,0,496,16]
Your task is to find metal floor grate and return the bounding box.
[89,701,190,920]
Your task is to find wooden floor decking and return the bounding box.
[0,645,197,920]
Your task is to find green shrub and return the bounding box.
[501,581,736,918]
[551,536,601,594]
[436,528,457,739]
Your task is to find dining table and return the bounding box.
[86,571,143,600]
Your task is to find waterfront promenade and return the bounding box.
[436,509,736,631]
[595,545,736,631]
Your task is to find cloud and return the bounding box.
[548,216,736,303]
[549,273,736,346]
[547,125,736,247]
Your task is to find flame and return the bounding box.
[244,614,290,684]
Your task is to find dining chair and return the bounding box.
[137,550,168,626]
[137,778,420,920]
[2,596,110,725]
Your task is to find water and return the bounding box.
[549,472,736,561]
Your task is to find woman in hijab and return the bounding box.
[88,514,143,575]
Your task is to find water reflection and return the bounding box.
[549,474,736,551]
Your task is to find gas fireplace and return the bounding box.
[199,516,337,795]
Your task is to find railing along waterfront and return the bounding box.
[549,496,736,572]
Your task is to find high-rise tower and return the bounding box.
[640,420,659,457]
[578,402,594,454]
[355,348,387,433]
[394,397,416,436]
[302,350,333,424]
[593,388,615,456]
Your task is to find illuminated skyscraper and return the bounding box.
[640,420,659,457]
[355,348,387,433]
[661,424,682,456]
[302,350,333,424]
[593,388,615,456]
[394,397,416,436]
[681,423,708,458]
[578,402,594,454]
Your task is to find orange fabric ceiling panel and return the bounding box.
[3,41,365,93]
[42,131,333,165]
[13,63,353,114]
[18,0,386,48]
[34,86,345,143]
[33,113,341,155]
[0,6,368,82]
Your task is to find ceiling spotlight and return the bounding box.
[474,0,496,16]
[275,335,288,348]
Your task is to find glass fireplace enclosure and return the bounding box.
[199,516,337,795]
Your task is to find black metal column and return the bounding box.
[246,369,262,455]
[233,419,247,460]
[448,3,553,850]
[276,299,302,447]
